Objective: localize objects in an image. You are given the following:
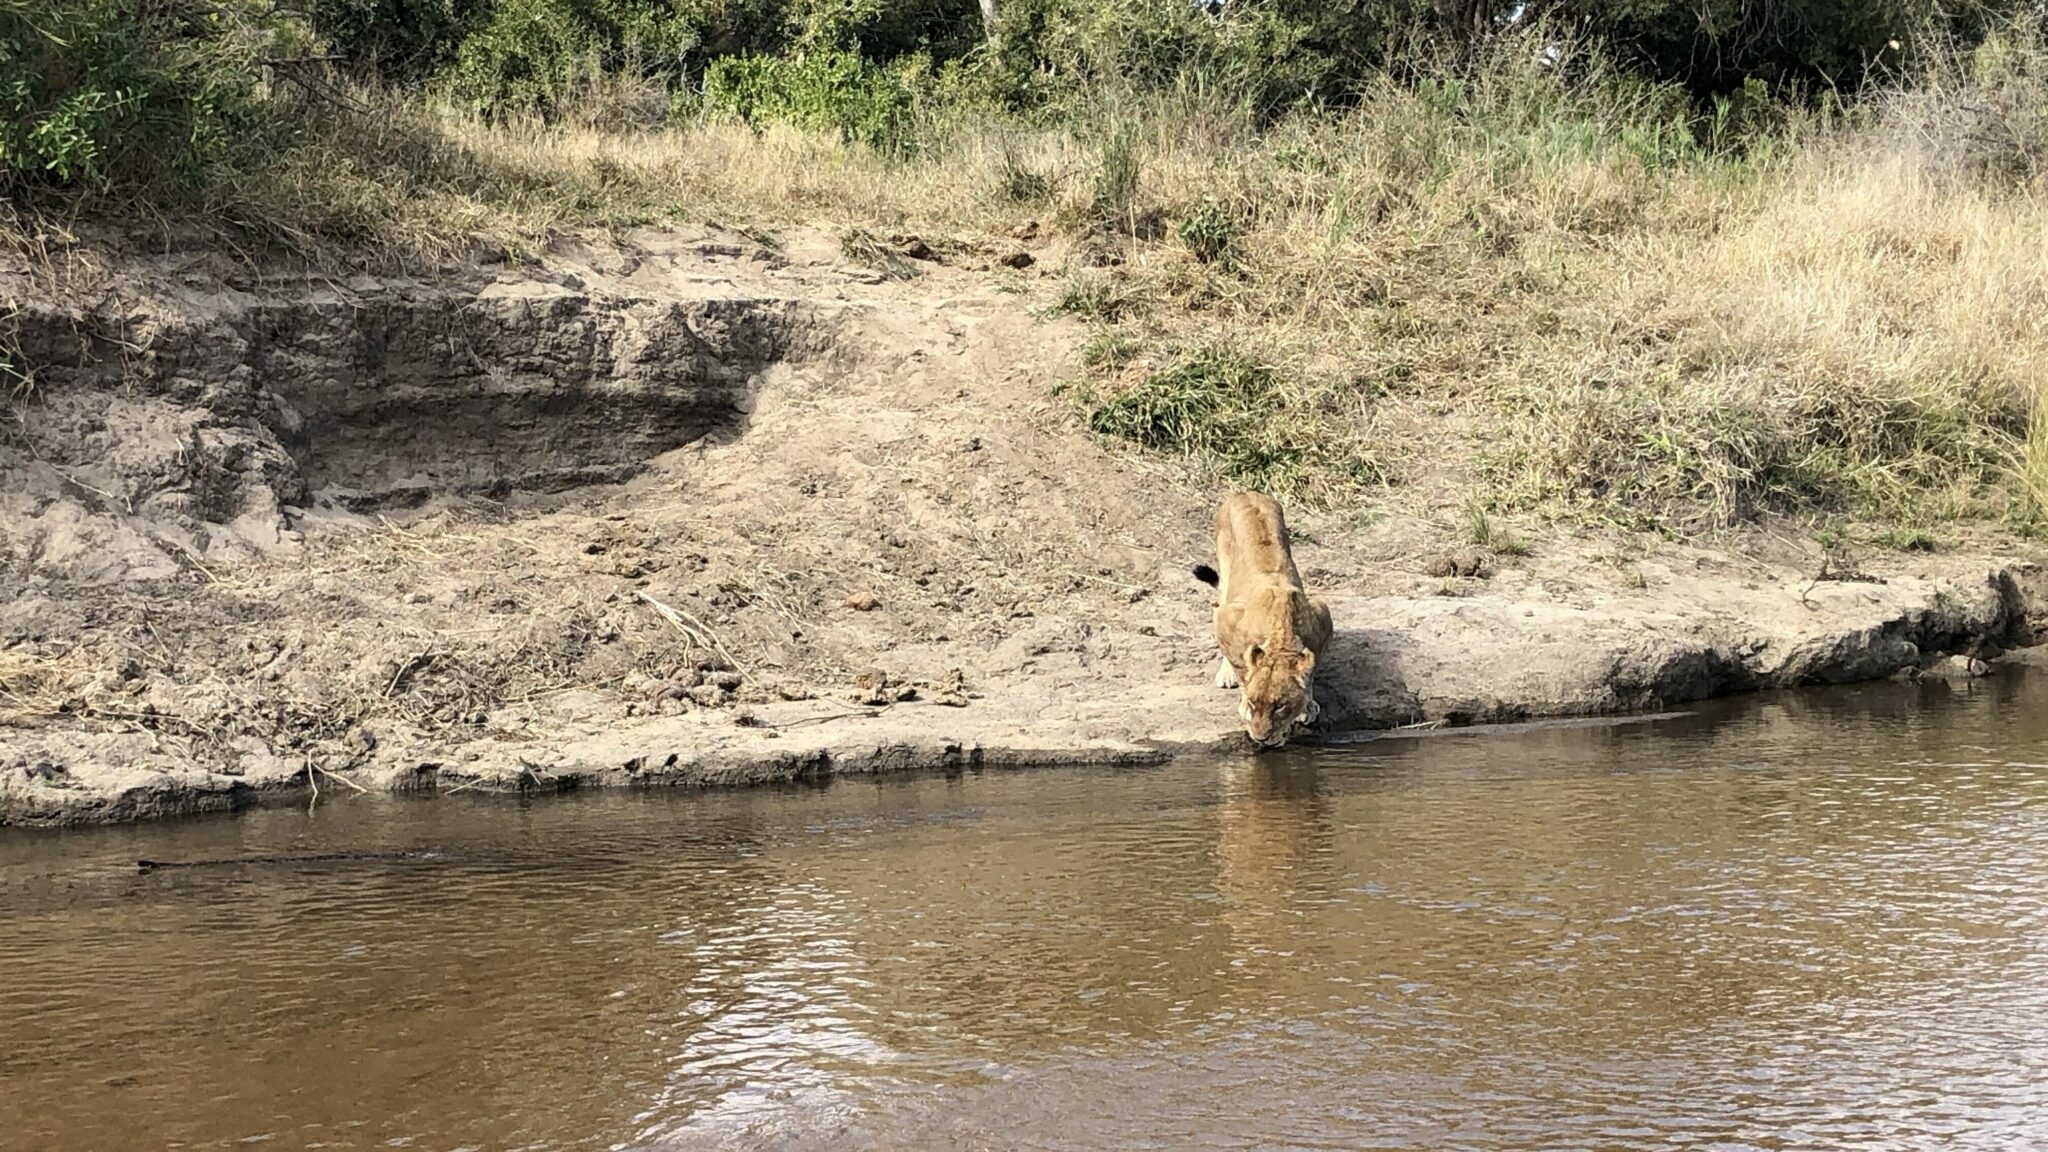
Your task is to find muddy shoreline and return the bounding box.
[4,228,2044,827]
[7,562,2041,828]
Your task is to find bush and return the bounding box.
[439,0,704,116]
[314,0,983,121]
[0,0,277,194]
[703,49,927,150]
[1177,199,1238,265]
[305,0,483,85]
[985,0,1368,122]
[1880,17,2048,186]
[1444,0,2033,95]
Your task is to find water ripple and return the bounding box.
[3,676,2048,1149]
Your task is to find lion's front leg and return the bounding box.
[1214,656,1240,689]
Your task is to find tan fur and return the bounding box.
[1204,492,1334,748]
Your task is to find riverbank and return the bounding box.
[2,228,2043,826]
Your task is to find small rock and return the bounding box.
[850,669,891,706]
[1932,654,1991,679]
[891,234,935,260]
[844,592,882,612]
[707,670,744,691]
[686,684,731,708]
[775,682,815,702]
[1010,220,1040,242]
[1425,550,1488,579]
[998,250,1035,270]
[929,668,971,707]
[850,668,918,706]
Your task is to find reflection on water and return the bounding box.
[5,674,2048,1150]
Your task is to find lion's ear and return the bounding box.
[1243,643,1265,668]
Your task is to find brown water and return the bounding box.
[6,676,2048,1151]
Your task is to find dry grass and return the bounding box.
[1034,64,2048,532]
[0,647,87,720]
[233,92,1085,262]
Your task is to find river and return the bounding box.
[4,674,2047,1150]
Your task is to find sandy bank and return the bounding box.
[3,229,2041,826]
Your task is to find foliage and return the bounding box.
[309,0,981,119]
[703,50,927,149]
[0,0,278,194]
[1442,0,2034,93]
[304,0,483,85]
[983,0,1369,121]
[1882,16,2048,186]
[1177,199,1238,266]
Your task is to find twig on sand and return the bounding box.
[441,763,553,795]
[769,706,893,730]
[1060,567,1147,595]
[635,591,748,676]
[52,467,131,513]
[311,762,370,793]
[304,757,319,811]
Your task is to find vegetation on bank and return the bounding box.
[5,0,2048,536]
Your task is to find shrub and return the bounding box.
[1177,199,1238,265]
[987,0,1363,122]
[703,50,925,150]
[305,0,484,86]
[0,0,277,195]
[1879,17,2048,186]
[440,0,706,117]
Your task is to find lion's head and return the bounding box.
[1237,642,1317,748]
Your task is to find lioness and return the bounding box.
[1193,492,1333,748]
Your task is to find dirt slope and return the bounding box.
[2,228,2042,825]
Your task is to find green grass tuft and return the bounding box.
[1871,527,1942,552]
[1085,346,1380,501]
[1464,502,1530,556]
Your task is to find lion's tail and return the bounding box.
[1192,564,1219,587]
